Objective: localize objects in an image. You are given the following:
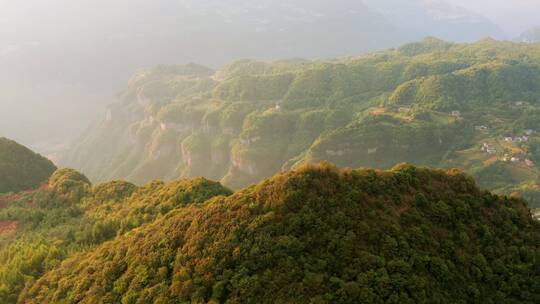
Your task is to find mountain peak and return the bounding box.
[19,162,540,303]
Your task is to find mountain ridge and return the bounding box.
[60,38,540,207]
[16,162,540,303]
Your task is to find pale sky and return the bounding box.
[450,0,540,35]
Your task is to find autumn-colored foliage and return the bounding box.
[0,169,231,303]
[10,163,540,303]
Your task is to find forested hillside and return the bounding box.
[4,163,538,303]
[0,137,56,193]
[0,168,231,303]
[61,38,540,207]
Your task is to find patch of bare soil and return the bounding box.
[0,221,18,236]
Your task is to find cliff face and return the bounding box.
[61,40,540,207]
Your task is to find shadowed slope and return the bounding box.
[0,137,56,194]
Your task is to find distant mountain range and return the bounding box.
[518,27,540,43]
[364,0,503,41]
[0,0,507,147]
[60,38,540,208]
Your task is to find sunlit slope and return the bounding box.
[0,168,232,303]
[20,163,540,303]
[0,137,56,193]
[61,38,540,206]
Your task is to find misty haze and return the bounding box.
[1,1,540,303]
[1,0,537,150]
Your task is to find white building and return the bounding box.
[367,147,378,154]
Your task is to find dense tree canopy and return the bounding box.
[2,163,538,303]
[0,168,232,303]
[0,137,56,194]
